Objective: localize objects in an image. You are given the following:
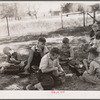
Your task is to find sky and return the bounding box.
[0,2,98,15]
[16,2,97,13]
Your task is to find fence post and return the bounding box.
[6,17,10,36]
[61,12,63,28]
[83,12,85,27]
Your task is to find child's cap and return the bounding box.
[3,47,12,55]
[62,38,69,43]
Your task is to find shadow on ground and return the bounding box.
[0,25,99,90]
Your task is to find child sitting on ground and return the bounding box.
[25,47,65,90]
[83,50,95,72]
[89,23,100,48]
[0,47,27,74]
[20,37,49,76]
[83,31,100,72]
[59,37,82,76]
[80,48,100,85]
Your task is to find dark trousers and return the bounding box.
[37,70,62,90]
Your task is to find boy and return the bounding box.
[83,50,95,72]
[59,38,74,62]
[83,30,100,72]
[21,37,49,75]
[89,23,100,48]
[26,47,65,90]
[80,48,100,85]
[59,38,82,76]
[1,47,27,74]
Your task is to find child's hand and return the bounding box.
[10,58,16,62]
[59,71,65,75]
[68,57,73,60]
[0,67,5,73]
[54,67,58,71]
[20,61,25,67]
[24,65,30,71]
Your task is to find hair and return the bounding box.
[62,38,69,44]
[92,23,99,29]
[50,47,60,55]
[38,37,46,43]
[3,47,11,55]
[96,31,100,40]
[89,48,99,57]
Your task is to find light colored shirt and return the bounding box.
[31,45,49,57]
[39,53,63,73]
[88,58,100,75]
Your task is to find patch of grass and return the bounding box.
[0,25,91,45]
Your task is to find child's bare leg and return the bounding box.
[26,83,43,90]
[52,70,60,77]
[83,59,89,71]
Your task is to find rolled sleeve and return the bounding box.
[88,61,95,74]
[31,46,35,51]
[44,46,49,54]
[39,55,48,72]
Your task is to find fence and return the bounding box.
[61,10,98,28]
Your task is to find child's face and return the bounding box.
[63,42,69,46]
[38,41,45,49]
[6,50,14,56]
[88,52,96,62]
[92,25,99,32]
[50,53,59,60]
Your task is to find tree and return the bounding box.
[77,4,85,12]
[27,6,39,19]
[91,4,100,11]
[0,4,15,19]
[61,3,73,13]
[14,3,21,20]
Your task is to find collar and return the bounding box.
[35,45,45,50]
[9,50,15,55]
[35,45,39,50]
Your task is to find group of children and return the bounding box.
[80,23,100,85]
[1,22,100,90]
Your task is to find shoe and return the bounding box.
[26,84,38,90]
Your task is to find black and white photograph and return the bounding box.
[0,1,100,94]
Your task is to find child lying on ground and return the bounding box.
[80,48,100,85]
[25,47,66,90]
[0,47,27,74]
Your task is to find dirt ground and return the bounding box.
[0,26,100,90]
